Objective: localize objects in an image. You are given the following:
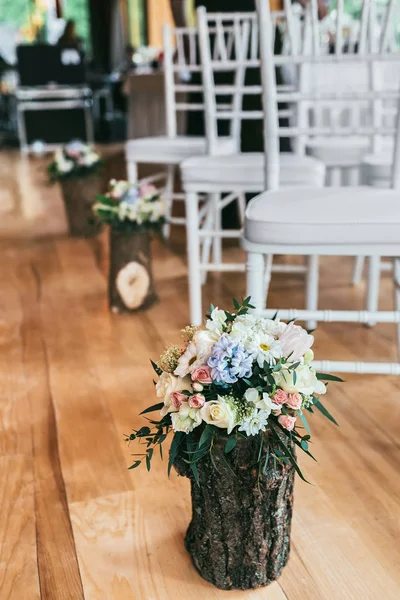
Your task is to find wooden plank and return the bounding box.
[0,456,40,600]
[14,256,85,599]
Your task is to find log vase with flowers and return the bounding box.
[48,141,104,237]
[126,298,342,590]
[93,180,166,313]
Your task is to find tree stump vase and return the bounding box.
[109,229,157,313]
[60,172,104,237]
[174,435,295,590]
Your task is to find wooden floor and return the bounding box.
[1,148,400,600]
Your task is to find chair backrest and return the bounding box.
[163,24,204,139]
[256,0,400,191]
[196,7,303,156]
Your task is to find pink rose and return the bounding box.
[279,322,314,361]
[170,391,187,409]
[188,394,206,409]
[193,382,204,392]
[285,393,302,410]
[272,389,288,407]
[139,183,157,197]
[278,415,297,431]
[191,366,213,385]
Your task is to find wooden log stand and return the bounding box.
[174,434,295,590]
[109,229,157,313]
[60,172,104,237]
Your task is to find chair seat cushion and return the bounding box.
[181,152,325,190]
[125,136,237,164]
[306,136,370,167]
[245,186,400,245]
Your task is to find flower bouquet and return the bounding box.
[127,298,341,590]
[48,141,104,237]
[93,179,166,313]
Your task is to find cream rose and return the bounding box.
[156,372,192,417]
[200,396,237,434]
[273,365,326,396]
[171,403,202,433]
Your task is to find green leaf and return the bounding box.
[316,372,344,382]
[233,298,241,310]
[225,436,237,454]
[199,424,214,448]
[270,424,311,484]
[168,432,185,476]
[191,461,200,486]
[313,399,339,426]
[299,412,311,436]
[128,460,142,470]
[140,402,164,416]
[136,426,151,437]
[146,455,151,471]
[150,359,163,376]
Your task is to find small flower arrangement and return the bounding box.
[48,141,102,180]
[93,179,166,232]
[127,298,341,483]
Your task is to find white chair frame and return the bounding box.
[183,7,325,326]
[244,0,400,375]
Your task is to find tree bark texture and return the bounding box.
[60,172,104,237]
[109,229,157,313]
[174,435,295,590]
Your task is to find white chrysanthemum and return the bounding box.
[256,318,287,338]
[247,332,283,367]
[230,314,257,345]
[174,341,209,377]
[238,409,269,436]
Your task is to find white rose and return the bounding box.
[171,403,202,433]
[244,388,260,404]
[156,372,192,417]
[273,365,326,396]
[200,396,237,434]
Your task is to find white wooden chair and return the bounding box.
[244,0,400,374]
[125,25,237,239]
[182,7,326,326]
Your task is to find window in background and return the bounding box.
[63,0,91,53]
[128,0,147,48]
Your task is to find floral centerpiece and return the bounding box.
[48,141,102,181]
[94,180,166,312]
[127,298,341,590]
[48,141,104,237]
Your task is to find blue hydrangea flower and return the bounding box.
[208,334,253,384]
[121,186,140,207]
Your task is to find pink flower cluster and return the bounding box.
[272,389,302,431]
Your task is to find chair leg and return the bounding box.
[127,159,138,183]
[306,255,319,330]
[329,167,342,186]
[393,259,400,357]
[163,165,175,240]
[263,254,274,308]
[211,193,222,265]
[246,252,265,314]
[185,192,203,326]
[200,197,214,285]
[366,255,381,327]
[237,192,246,227]
[352,256,365,285]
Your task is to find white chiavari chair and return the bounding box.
[181,7,326,326]
[125,25,237,239]
[244,0,400,375]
